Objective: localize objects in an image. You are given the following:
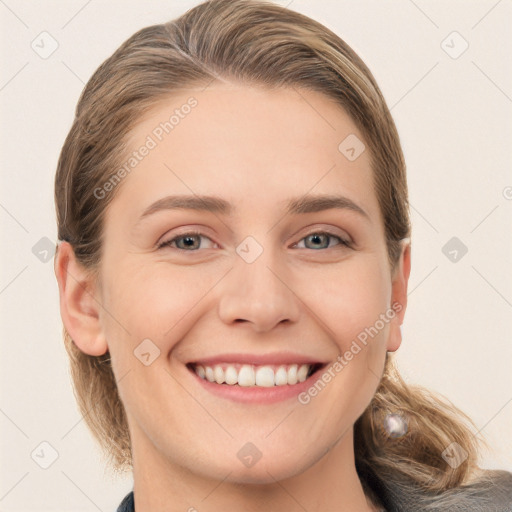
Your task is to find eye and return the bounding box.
[157,230,351,252]
[157,231,218,251]
[294,231,351,250]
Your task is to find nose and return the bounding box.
[217,249,301,333]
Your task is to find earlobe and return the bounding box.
[387,241,411,353]
[54,241,108,356]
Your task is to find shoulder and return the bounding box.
[381,469,512,512]
[116,491,134,512]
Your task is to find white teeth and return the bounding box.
[214,365,225,384]
[297,364,309,383]
[225,365,238,385]
[205,366,215,382]
[193,363,314,387]
[238,365,255,386]
[255,366,275,387]
[275,366,288,386]
[287,364,298,385]
[195,365,206,379]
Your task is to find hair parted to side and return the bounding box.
[55,0,489,499]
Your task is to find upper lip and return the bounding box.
[188,352,329,366]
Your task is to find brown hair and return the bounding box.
[54,0,488,504]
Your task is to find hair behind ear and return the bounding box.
[63,327,132,472]
[355,354,486,496]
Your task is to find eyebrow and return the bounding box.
[137,193,370,222]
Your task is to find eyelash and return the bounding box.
[157,230,352,251]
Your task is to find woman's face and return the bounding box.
[90,84,409,483]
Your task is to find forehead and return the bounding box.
[105,84,380,228]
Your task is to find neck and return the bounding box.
[131,427,379,512]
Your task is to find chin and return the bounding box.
[222,460,310,485]
[191,444,323,486]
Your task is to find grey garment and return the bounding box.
[116,470,512,511]
[117,491,133,512]
[363,469,512,512]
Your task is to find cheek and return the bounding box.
[297,256,391,349]
[101,262,214,418]
[300,259,391,422]
[101,261,221,363]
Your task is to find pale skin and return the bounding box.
[55,83,411,512]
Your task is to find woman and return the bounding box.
[53,0,512,510]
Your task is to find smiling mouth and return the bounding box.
[187,362,325,387]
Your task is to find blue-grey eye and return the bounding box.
[296,232,347,250]
[158,232,216,251]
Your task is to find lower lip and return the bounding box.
[187,366,325,404]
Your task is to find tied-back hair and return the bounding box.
[55,0,491,501]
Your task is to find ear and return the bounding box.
[386,240,411,353]
[54,241,108,356]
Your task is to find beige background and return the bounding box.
[1,0,511,510]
